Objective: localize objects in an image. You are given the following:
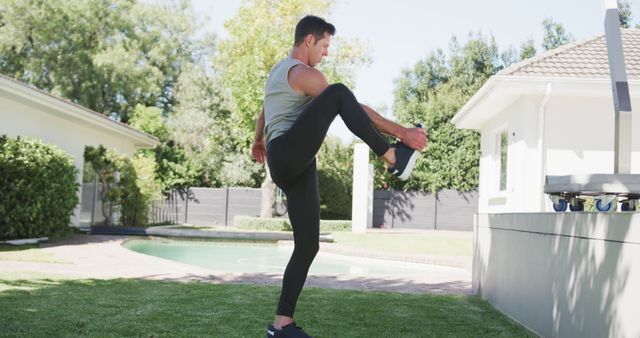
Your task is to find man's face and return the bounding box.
[308,32,331,67]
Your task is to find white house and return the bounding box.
[454,28,640,338]
[0,73,159,227]
[452,29,640,213]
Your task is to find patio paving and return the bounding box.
[0,234,471,295]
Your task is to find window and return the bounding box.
[499,130,508,191]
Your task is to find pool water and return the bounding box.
[123,239,465,277]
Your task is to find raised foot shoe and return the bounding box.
[267,323,312,338]
[387,123,423,181]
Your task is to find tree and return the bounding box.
[389,18,578,193]
[213,0,372,216]
[128,103,200,195]
[167,63,239,188]
[542,17,574,51]
[0,0,210,121]
[619,0,633,28]
[129,105,170,141]
[0,0,219,196]
[519,38,537,60]
[393,49,449,125]
[214,0,371,146]
[499,37,537,67]
[390,33,500,192]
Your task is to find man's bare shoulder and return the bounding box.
[289,64,323,82]
[288,65,328,97]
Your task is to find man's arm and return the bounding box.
[361,104,427,151]
[252,107,266,164]
[289,66,330,97]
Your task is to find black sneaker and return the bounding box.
[267,323,312,338]
[387,123,423,181]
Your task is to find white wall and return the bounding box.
[544,96,616,176]
[478,94,640,213]
[0,94,137,226]
[474,213,640,338]
[478,96,542,213]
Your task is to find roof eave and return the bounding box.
[451,76,498,129]
[452,75,624,130]
[0,76,160,148]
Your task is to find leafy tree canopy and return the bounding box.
[0,0,213,121]
[542,17,574,51]
[209,0,372,188]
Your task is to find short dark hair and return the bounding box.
[294,15,335,46]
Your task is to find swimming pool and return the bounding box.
[123,238,468,277]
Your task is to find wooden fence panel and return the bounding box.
[186,188,227,225]
[372,189,477,230]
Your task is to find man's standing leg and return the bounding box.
[276,159,320,318]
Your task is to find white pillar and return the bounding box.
[351,143,373,233]
[604,0,633,174]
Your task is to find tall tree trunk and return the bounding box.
[260,164,276,218]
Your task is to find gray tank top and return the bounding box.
[263,57,312,143]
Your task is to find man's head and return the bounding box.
[294,15,335,46]
[294,15,335,67]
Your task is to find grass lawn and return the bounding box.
[330,232,473,256]
[162,226,473,256]
[0,244,38,251]
[0,278,534,337]
[169,225,290,233]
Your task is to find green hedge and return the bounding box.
[317,137,353,220]
[317,219,352,232]
[233,216,351,232]
[234,216,292,231]
[0,135,79,240]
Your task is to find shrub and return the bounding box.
[233,216,292,231]
[0,135,79,240]
[317,219,351,232]
[132,154,162,205]
[317,137,353,220]
[84,145,158,227]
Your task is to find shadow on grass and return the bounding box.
[0,278,535,338]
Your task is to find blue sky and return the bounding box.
[187,0,640,142]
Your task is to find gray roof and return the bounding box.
[498,28,640,79]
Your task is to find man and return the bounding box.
[252,15,427,338]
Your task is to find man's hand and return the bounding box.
[401,127,428,152]
[252,139,266,164]
[360,104,428,151]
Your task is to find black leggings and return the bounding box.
[266,83,389,317]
